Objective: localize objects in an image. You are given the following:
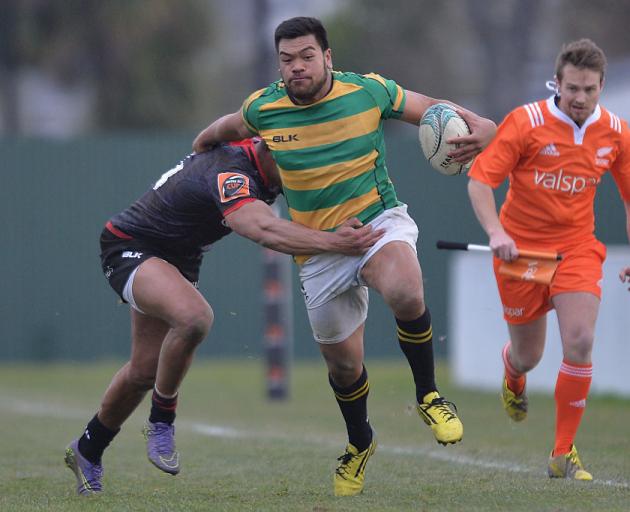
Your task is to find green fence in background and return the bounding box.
[2,131,627,361]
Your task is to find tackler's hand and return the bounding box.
[332,218,385,256]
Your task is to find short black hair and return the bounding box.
[274,17,329,52]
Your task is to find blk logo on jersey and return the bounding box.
[272,134,299,143]
[218,172,250,203]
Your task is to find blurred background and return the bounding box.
[2,0,630,366]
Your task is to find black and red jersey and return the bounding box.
[107,141,280,255]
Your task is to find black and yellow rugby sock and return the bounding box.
[396,308,437,402]
[329,366,372,452]
[78,413,120,464]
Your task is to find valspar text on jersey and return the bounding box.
[533,168,599,195]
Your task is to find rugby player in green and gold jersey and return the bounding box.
[193,16,496,496]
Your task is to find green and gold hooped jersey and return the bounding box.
[241,71,406,262]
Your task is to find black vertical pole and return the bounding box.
[262,243,293,400]
[254,0,293,400]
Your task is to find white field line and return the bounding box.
[2,395,628,489]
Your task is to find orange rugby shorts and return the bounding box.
[492,239,606,324]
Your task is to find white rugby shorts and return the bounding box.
[298,205,419,343]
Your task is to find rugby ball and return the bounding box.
[419,103,472,175]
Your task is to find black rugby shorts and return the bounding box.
[99,227,202,302]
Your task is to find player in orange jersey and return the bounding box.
[467,39,630,480]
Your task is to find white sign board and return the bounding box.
[449,246,630,396]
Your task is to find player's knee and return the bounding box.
[388,290,425,319]
[563,329,594,362]
[512,352,541,373]
[127,366,156,391]
[327,359,362,385]
[176,306,214,345]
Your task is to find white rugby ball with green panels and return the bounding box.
[419,103,472,176]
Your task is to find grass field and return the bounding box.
[1,359,628,512]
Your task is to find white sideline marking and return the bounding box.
[2,395,628,489]
[187,422,244,439]
[384,444,530,472]
[0,396,86,419]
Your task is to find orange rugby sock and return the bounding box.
[502,342,526,395]
[553,359,592,456]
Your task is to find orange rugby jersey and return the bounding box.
[470,96,630,245]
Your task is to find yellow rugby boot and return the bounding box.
[416,392,463,445]
[547,445,593,481]
[501,377,528,422]
[333,437,377,496]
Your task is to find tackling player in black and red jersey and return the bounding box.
[64,138,384,496]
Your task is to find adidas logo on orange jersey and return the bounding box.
[539,143,560,157]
